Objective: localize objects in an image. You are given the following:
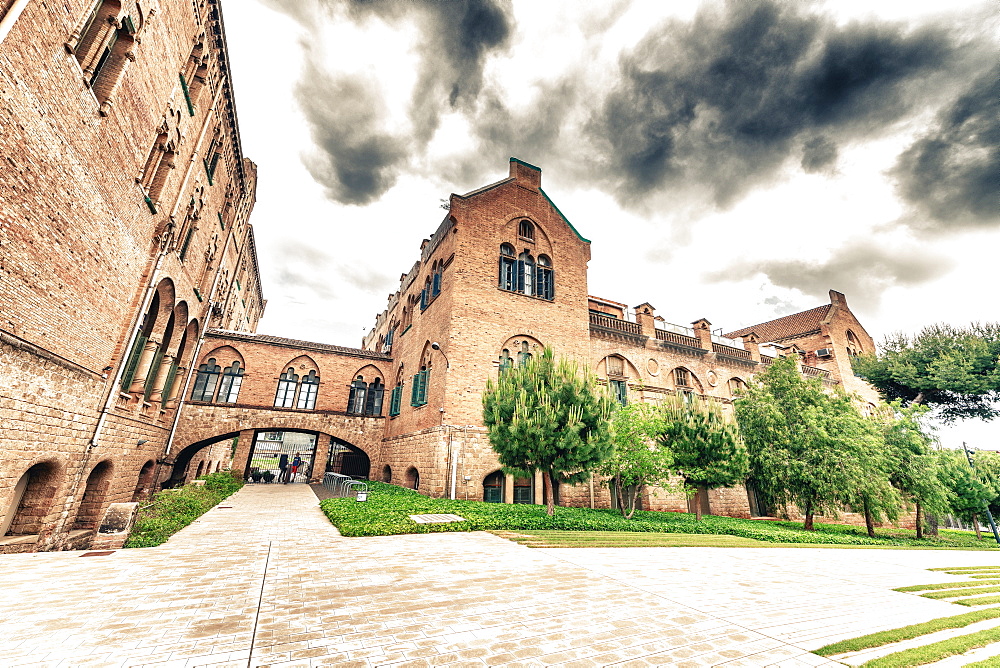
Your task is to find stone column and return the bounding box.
[128,338,160,394]
[311,433,332,483]
[97,49,136,116]
[503,472,514,504]
[163,366,186,409]
[232,429,256,479]
[534,470,544,505]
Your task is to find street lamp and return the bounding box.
[430,342,450,370]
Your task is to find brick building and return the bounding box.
[1,0,885,551]
[173,158,881,524]
[0,0,263,552]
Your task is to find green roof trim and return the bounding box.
[539,188,590,243]
[509,157,541,172]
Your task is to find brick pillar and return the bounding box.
[691,318,712,350]
[312,433,332,483]
[232,429,256,479]
[741,332,761,362]
[128,338,160,394]
[147,354,175,403]
[634,303,656,337]
[503,473,514,504]
[96,48,136,116]
[79,18,116,77]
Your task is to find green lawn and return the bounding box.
[318,482,998,548]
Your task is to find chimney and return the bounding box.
[509,157,541,188]
[633,303,656,337]
[691,318,712,350]
[741,332,761,362]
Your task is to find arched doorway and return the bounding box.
[3,461,62,537]
[248,430,319,484]
[325,437,371,479]
[483,471,504,503]
[73,461,114,530]
[132,460,156,502]
[381,465,392,483]
[405,467,419,491]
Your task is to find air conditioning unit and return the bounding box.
[816,348,833,357]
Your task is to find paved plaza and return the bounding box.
[1,485,999,667]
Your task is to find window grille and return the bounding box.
[296,370,319,409]
[191,358,221,402]
[217,361,243,403]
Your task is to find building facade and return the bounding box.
[0,0,263,552]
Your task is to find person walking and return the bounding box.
[291,453,302,483]
[278,453,289,484]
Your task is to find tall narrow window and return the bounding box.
[191,358,221,401]
[536,254,554,300]
[498,243,516,291]
[610,379,628,406]
[389,383,403,416]
[432,262,442,297]
[410,366,429,407]
[297,370,319,409]
[518,220,534,241]
[675,368,690,387]
[365,378,384,416]
[274,368,298,408]
[499,349,513,374]
[518,252,534,295]
[348,376,367,414]
[217,361,243,403]
[517,341,532,366]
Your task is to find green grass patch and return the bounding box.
[860,625,1000,667]
[928,566,1000,571]
[896,580,1000,592]
[921,585,1000,599]
[495,531,776,548]
[956,595,1000,607]
[125,471,243,548]
[319,482,997,548]
[815,609,1000,656]
[965,657,1000,667]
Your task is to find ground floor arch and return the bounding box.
[3,461,63,537]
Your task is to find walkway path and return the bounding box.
[0,485,998,667]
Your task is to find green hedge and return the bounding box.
[125,471,243,548]
[320,482,995,548]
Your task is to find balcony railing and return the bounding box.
[801,365,831,379]
[589,312,642,335]
[655,328,701,348]
[712,342,752,360]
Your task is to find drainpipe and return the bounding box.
[0,0,30,45]
[169,77,226,222]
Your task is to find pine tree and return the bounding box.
[482,348,615,516]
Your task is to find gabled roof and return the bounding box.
[724,304,831,343]
[206,329,390,360]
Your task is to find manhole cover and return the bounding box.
[409,514,466,524]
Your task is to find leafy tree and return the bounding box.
[599,402,675,519]
[736,356,886,531]
[658,397,748,521]
[853,323,1000,422]
[482,348,615,516]
[878,402,949,539]
[937,449,996,539]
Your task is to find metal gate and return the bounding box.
[247,431,317,483]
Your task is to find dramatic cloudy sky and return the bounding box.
[220,0,998,448]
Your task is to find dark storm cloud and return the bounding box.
[709,242,953,310]
[588,1,960,207]
[267,0,512,203]
[892,65,1000,233]
[295,52,409,206]
[270,240,338,299]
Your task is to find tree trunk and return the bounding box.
[624,485,637,520]
[695,488,703,522]
[973,513,983,540]
[912,392,924,406]
[863,498,876,538]
[543,470,554,517]
[915,501,923,540]
[803,499,814,531]
[926,512,939,537]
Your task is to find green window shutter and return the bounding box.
[417,369,429,405]
[217,212,225,230]
[410,374,420,406]
[390,385,402,416]
[120,334,147,390]
[179,227,195,261]
[142,345,165,400]
[179,73,195,116]
[160,360,179,408]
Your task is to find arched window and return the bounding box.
[365,378,384,416]
[519,252,534,295]
[674,367,691,388]
[431,261,442,297]
[499,349,513,374]
[421,277,431,310]
[274,368,299,408]
[190,358,221,401]
[216,361,243,403]
[729,377,747,397]
[498,243,516,291]
[536,254,554,300]
[846,330,863,357]
[348,376,368,414]
[518,220,534,241]
[517,341,532,366]
[607,355,628,405]
[484,471,504,503]
[513,477,533,504]
[297,369,319,409]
